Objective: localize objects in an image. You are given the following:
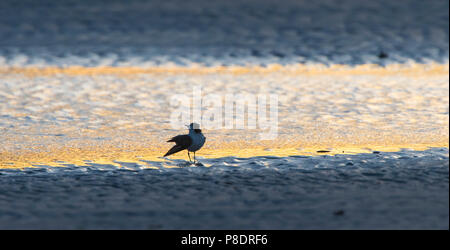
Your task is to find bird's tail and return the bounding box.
[163,145,186,157]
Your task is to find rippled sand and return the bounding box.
[1,0,448,66]
[0,148,448,229]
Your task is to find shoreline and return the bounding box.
[1,143,448,169]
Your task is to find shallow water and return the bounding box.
[0,148,448,229]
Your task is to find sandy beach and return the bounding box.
[0,0,448,229]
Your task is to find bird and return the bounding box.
[163,123,206,163]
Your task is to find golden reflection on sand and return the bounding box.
[0,63,448,168]
[1,142,448,169]
[0,63,448,77]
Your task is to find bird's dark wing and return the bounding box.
[167,134,192,146]
[164,135,192,157]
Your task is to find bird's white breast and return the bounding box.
[188,132,205,152]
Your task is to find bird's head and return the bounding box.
[186,123,202,133]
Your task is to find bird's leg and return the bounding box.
[188,151,192,163]
[193,152,196,163]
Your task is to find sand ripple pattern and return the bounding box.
[0,0,448,66]
[0,148,447,229]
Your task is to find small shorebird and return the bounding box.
[164,123,206,163]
